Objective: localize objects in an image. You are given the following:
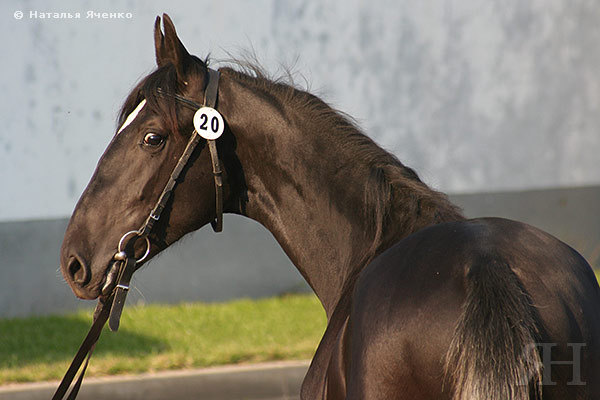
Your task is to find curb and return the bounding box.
[0,360,310,400]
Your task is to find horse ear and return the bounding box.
[154,16,167,68]
[154,14,192,80]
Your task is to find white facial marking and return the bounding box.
[117,99,146,134]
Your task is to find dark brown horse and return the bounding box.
[60,14,600,399]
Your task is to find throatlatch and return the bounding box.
[53,67,224,400]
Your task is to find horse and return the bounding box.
[59,14,600,400]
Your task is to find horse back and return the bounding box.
[340,217,600,400]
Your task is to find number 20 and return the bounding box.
[198,114,219,133]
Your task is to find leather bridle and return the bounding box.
[52,67,224,400]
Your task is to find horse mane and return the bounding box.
[118,57,464,250]
[220,61,465,247]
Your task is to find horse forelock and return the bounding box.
[116,57,209,138]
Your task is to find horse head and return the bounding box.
[60,14,230,299]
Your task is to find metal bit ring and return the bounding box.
[116,230,151,263]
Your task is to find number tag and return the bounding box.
[193,107,225,140]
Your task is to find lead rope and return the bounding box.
[52,253,138,400]
[52,68,222,400]
[51,264,121,400]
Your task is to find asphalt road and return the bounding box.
[0,360,309,400]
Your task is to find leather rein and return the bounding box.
[52,67,223,400]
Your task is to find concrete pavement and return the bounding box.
[0,360,310,400]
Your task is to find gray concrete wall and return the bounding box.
[1,187,599,318]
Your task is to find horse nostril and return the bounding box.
[68,256,90,285]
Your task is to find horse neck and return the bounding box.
[217,70,464,317]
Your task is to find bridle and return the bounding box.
[53,67,224,400]
[107,67,224,331]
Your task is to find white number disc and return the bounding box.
[193,107,224,140]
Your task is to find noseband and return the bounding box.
[53,67,224,400]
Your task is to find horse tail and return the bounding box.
[444,257,543,400]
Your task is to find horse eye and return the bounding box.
[143,133,164,147]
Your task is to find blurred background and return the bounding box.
[2,0,600,318]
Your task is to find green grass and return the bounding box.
[2,272,599,385]
[0,294,326,384]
